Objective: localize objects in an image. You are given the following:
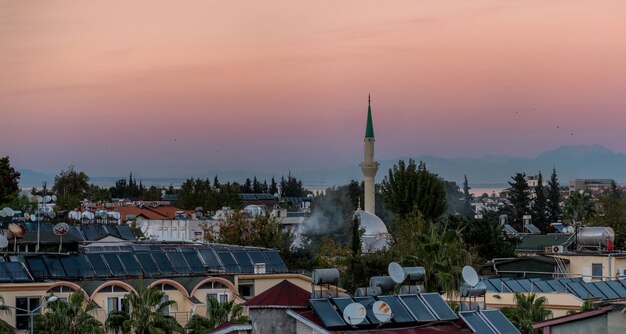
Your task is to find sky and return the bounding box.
[2,0,626,177]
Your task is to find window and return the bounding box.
[238,281,254,298]
[107,297,129,315]
[49,286,75,293]
[15,297,41,331]
[160,295,170,316]
[206,293,229,306]
[592,263,603,278]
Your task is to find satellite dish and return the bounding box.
[23,213,30,220]
[47,211,56,219]
[0,209,6,218]
[51,195,57,202]
[0,236,8,248]
[98,210,108,219]
[44,195,52,203]
[2,208,14,218]
[161,190,166,195]
[388,262,406,284]
[372,300,392,323]
[8,223,26,238]
[30,214,37,222]
[462,266,480,287]
[36,195,43,203]
[53,223,70,236]
[343,302,367,326]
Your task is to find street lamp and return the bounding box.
[0,295,57,334]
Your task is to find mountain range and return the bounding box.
[17,145,626,189]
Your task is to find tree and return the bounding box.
[381,159,446,221]
[532,172,549,233]
[106,282,183,334]
[206,211,293,251]
[609,180,622,199]
[279,172,307,197]
[564,191,595,223]
[462,175,473,218]
[52,166,90,211]
[35,291,104,334]
[0,156,21,206]
[589,195,626,247]
[505,172,530,228]
[547,168,562,224]
[501,293,552,334]
[390,213,471,296]
[457,213,519,262]
[269,177,278,195]
[185,296,245,333]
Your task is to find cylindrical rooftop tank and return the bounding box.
[312,268,340,285]
[577,227,615,247]
[399,285,425,294]
[460,282,487,297]
[369,276,396,291]
[404,267,426,281]
[354,286,382,297]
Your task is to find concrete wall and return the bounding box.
[483,292,583,318]
[555,255,626,281]
[250,308,296,334]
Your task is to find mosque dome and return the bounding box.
[353,209,389,252]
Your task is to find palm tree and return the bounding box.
[185,296,245,334]
[105,310,129,334]
[394,218,472,296]
[106,282,184,334]
[35,291,104,334]
[0,295,15,334]
[565,191,596,223]
[502,293,552,334]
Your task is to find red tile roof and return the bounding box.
[243,280,311,308]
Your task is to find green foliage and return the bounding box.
[279,172,309,197]
[381,159,446,221]
[350,215,364,256]
[501,293,552,334]
[4,194,38,215]
[442,179,464,216]
[547,168,562,224]
[36,291,104,334]
[462,175,474,218]
[454,213,519,263]
[89,184,112,203]
[504,172,531,227]
[106,282,183,334]
[206,211,293,251]
[564,191,595,222]
[185,296,245,333]
[0,156,21,206]
[52,166,90,211]
[109,172,145,198]
[532,172,550,233]
[589,195,626,248]
[390,213,472,296]
[341,251,392,294]
[177,178,241,211]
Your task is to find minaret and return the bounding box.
[360,95,379,214]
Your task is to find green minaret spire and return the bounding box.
[365,94,374,138]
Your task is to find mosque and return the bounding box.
[354,96,390,252]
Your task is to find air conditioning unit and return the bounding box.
[618,268,626,277]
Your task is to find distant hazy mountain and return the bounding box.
[296,144,626,188]
[17,145,626,188]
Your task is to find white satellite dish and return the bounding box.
[53,223,70,236]
[372,300,392,323]
[0,209,6,218]
[98,210,108,219]
[462,266,480,287]
[3,208,14,217]
[388,262,406,284]
[47,211,56,219]
[36,195,43,203]
[43,195,51,203]
[0,236,8,249]
[343,303,367,326]
[51,195,57,202]
[30,213,37,222]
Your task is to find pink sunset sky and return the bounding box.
[2,0,626,177]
